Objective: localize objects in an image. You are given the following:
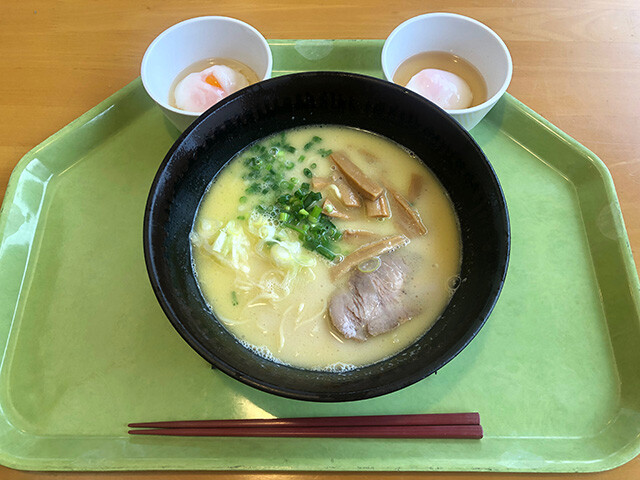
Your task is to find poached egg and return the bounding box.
[174,64,249,113]
[406,69,473,110]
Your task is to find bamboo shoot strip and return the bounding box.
[332,176,362,207]
[365,192,391,218]
[322,198,350,219]
[330,235,409,280]
[341,229,379,245]
[407,173,424,203]
[387,186,428,237]
[329,152,383,200]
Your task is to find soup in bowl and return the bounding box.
[144,72,509,402]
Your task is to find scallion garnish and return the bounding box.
[240,133,341,261]
[260,185,342,260]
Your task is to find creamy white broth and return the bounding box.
[191,126,461,370]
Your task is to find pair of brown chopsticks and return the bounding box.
[128,413,482,439]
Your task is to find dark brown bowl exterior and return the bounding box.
[144,72,510,402]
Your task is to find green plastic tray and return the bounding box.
[1,40,639,473]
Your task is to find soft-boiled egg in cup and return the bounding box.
[173,64,251,113]
[142,16,272,131]
[406,68,474,110]
[382,13,512,131]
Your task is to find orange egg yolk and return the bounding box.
[205,75,222,88]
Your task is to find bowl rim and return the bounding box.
[143,71,511,401]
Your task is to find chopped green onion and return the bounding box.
[279,180,290,190]
[242,135,342,261]
[284,223,309,235]
[237,215,246,220]
[303,191,322,208]
[315,244,337,261]
[246,183,262,194]
[231,291,239,306]
[318,148,333,157]
[308,211,321,224]
[358,257,382,273]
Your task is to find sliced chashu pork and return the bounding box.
[329,253,420,341]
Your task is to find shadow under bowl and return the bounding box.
[144,71,510,402]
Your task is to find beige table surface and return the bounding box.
[1,0,640,478]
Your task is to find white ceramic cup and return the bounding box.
[141,16,273,132]
[382,13,512,131]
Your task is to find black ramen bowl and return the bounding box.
[144,72,509,402]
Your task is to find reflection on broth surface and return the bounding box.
[190,126,462,370]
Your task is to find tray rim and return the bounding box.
[0,40,639,473]
[495,94,640,301]
[0,78,142,223]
